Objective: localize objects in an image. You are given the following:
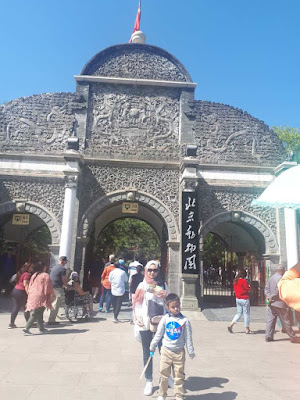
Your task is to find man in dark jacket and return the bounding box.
[265,264,298,343]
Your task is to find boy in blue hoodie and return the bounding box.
[150,293,195,400]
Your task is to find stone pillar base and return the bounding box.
[180,274,199,311]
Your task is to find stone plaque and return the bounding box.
[12,214,30,225]
[182,192,198,274]
[122,202,139,214]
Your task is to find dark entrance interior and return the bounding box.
[201,220,266,307]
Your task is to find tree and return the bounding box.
[95,218,161,264]
[273,125,300,163]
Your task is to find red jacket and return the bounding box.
[234,278,250,299]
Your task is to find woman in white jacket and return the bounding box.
[132,260,168,396]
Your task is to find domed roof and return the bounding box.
[80,43,192,83]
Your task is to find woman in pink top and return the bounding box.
[9,262,34,329]
[23,262,54,335]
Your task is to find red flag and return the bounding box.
[129,0,141,42]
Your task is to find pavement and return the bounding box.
[0,299,300,400]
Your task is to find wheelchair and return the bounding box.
[65,289,89,322]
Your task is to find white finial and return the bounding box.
[131,30,146,44]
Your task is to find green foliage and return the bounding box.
[273,125,300,163]
[24,226,51,255]
[95,218,161,264]
[203,233,227,268]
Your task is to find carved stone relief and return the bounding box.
[198,186,277,236]
[186,101,287,166]
[0,93,86,154]
[82,45,191,82]
[85,84,180,160]
[78,164,180,225]
[0,178,65,222]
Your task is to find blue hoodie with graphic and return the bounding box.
[150,313,195,358]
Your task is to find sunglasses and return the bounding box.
[148,269,158,273]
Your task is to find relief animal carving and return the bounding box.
[0,94,84,153]
[90,87,179,151]
[204,113,262,159]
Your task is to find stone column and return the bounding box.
[284,208,299,269]
[167,241,180,294]
[59,175,78,261]
[48,244,60,271]
[74,237,89,283]
[180,155,199,310]
[181,274,199,310]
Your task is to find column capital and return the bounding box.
[64,174,78,189]
[180,163,199,192]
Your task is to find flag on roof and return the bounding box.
[129,0,141,43]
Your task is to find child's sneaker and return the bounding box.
[143,381,153,396]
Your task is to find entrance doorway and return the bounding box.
[200,213,272,307]
[83,216,165,300]
[0,212,51,271]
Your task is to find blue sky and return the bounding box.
[1,0,299,128]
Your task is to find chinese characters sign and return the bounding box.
[12,214,30,225]
[182,192,198,274]
[122,202,139,214]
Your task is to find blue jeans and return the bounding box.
[232,298,250,327]
[99,287,112,311]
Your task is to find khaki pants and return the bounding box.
[48,287,65,322]
[159,346,185,398]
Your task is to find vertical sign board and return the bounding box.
[182,191,199,274]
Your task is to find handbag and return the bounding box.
[149,315,164,332]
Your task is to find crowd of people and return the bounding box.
[2,247,300,398]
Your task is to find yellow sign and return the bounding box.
[122,202,139,214]
[12,214,30,225]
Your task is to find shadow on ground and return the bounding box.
[186,392,237,399]
[185,376,229,391]
[46,328,89,335]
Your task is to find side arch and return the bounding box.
[78,190,179,242]
[199,210,279,255]
[0,200,61,245]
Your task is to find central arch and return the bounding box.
[78,190,179,242]
[76,190,180,292]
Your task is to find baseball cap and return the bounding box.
[59,256,69,262]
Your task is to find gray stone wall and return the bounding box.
[187,100,287,166]
[198,185,277,235]
[80,44,192,82]
[0,177,65,222]
[0,93,86,154]
[78,164,180,224]
[85,84,180,161]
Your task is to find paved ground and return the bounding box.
[0,300,300,400]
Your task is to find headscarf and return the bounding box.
[132,260,159,309]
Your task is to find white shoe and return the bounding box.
[143,381,153,396]
[168,375,174,388]
[157,397,166,400]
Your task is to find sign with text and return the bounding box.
[122,202,139,214]
[12,214,30,225]
[182,192,199,274]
